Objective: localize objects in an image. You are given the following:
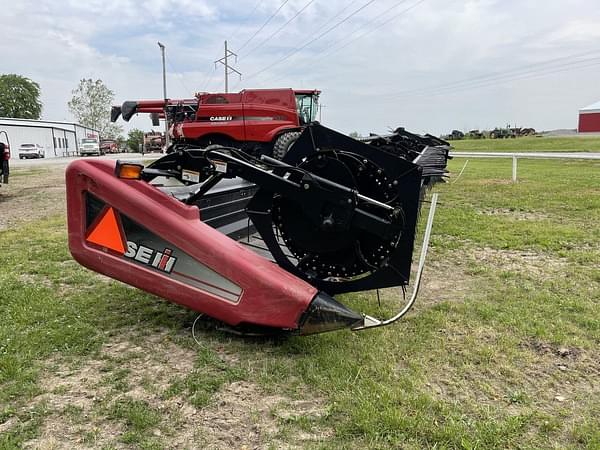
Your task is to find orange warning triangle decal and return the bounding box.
[86,207,126,254]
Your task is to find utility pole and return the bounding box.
[157,41,170,150]
[214,40,241,93]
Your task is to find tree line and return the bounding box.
[0,74,144,152]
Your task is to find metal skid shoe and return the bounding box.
[65,124,440,335]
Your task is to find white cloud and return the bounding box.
[1,0,599,135]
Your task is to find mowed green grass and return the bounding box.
[451,135,600,152]
[1,157,599,449]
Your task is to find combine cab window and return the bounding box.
[295,94,319,125]
[204,95,229,104]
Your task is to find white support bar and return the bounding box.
[352,193,439,331]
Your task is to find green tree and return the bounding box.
[115,135,127,151]
[0,74,42,119]
[127,129,144,152]
[68,79,123,138]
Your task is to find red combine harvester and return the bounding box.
[68,89,450,336]
[111,88,319,158]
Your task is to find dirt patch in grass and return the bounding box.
[420,248,474,306]
[471,178,515,185]
[171,381,330,449]
[523,339,583,360]
[24,331,195,449]
[18,273,53,289]
[425,331,600,446]
[0,166,66,231]
[17,263,114,296]
[478,207,550,221]
[470,247,568,279]
[393,244,568,313]
[22,331,330,449]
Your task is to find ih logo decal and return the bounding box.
[86,206,177,273]
[124,242,177,273]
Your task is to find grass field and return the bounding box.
[450,135,600,152]
[1,156,599,449]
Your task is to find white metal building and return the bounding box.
[0,117,99,158]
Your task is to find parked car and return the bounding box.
[18,143,45,159]
[80,138,103,156]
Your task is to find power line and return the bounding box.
[321,0,426,59]
[312,0,411,60]
[408,58,600,99]
[261,0,423,85]
[323,0,364,23]
[165,55,192,95]
[241,0,317,60]
[236,0,291,53]
[233,0,363,90]
[229,0,265,41]
[244,0,378,82]
[381,56,600,101]
[231,0,317,91]
[390,49,600,97]
[388,50,600,99]
[200,2,269,93]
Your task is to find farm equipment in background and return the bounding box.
[143,131,165,153]
[66,121,450,336]
[444,130,465,140]
[100,139,119,154]
[0,131,10,185]
[111,88,320,159]
[444,126,537,140]
[489,126,537,139]
[466,129,485,139]
[489,127,515,139]
[517,127,537,137]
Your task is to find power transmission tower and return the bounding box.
[214,41,242,93]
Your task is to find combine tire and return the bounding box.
[273,132,301,160]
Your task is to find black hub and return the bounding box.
[272,150,401,280]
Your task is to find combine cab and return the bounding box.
[111,88,320,158]
[66,121,450,336]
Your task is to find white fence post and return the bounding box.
[448,152,600,183]
[512,156,517,182]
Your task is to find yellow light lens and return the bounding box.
[116,163,143,180]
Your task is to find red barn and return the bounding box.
[578,101,600,133]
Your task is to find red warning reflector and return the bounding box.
[86,207,126,254]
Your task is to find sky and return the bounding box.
[2,0,600,136]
